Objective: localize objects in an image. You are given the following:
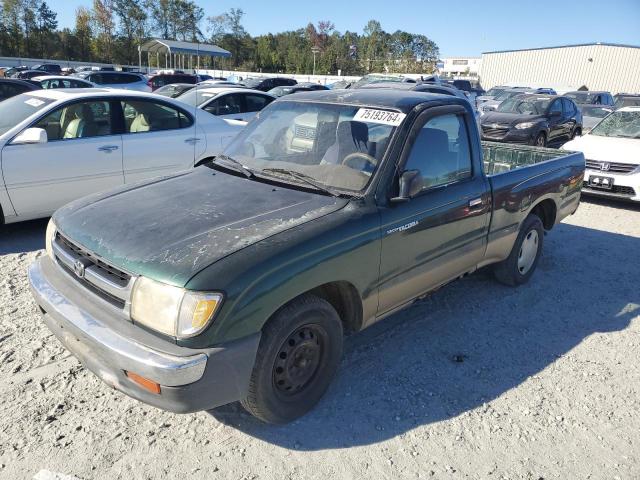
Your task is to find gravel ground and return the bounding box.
[0,197,639,480]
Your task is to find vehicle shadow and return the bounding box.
[0,218,47,255]
[207,223,639,449]
[581,194,640,212]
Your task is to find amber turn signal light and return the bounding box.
[125,371,161,394]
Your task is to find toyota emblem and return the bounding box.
[600,162,611,171]
[73,259,86,278]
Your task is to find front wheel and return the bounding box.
[493,214,544,286]
[241,294,343,424]
[532,132,546,147]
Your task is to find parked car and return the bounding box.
[564,90,614,106]
[562,106,640,202]
[268,83,329,97]
[360,81,473,105]
[3,66,29,78]
[351,74,416,89]
[147,73,198,91]
[478,88,557,115]
[241,77,297,91]
[475,85,512,107]
[177,87,275,122]
[0,78,42,101]
[197,80,246,88]
[31,63,62,75]
[28,89,584,423]
[0,88,243,224]
[153,83,196,98]
[33,75,96,89]
[614,93,640,109]
[481,94,582,147]
[579,105,615,134]
[61,67,76,76]
[74,71,151,92]
[15,70,48,80]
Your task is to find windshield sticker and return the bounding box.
[354,108,406,126]
[24,98,45,107]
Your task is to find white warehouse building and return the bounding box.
[479,43,640,94]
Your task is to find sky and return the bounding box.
[47,0,640,57]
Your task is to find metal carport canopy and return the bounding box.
[141,39,231,58]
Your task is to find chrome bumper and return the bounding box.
[29,258,206,387]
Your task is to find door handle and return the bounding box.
[184,137,202,144]
[468,198,483,208]
[98,145,119,152]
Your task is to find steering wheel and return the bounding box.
[341,152,377,170]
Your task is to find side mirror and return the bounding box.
[11,127,47,145]
[390,170,421,204]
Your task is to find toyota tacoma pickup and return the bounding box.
[29,89,585,424]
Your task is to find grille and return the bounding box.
[583,182,636,196]
[53,233,134,309]
[294,125,316,140]
[585,159,639,174]
[482,126,509,138]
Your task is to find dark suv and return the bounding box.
[32,63,62,74]
[480,94,582,147]
[147,73,198,91]
[241,77,297,91]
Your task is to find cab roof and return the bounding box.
[279,88,466,114]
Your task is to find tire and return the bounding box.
[532,132,546,147]
[241,294,343,424]
[493,214,544,287]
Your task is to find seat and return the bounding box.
[321,121,370,165]
[130,113,151,132]
[62,104,97,139]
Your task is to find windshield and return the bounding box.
[0,94,55,136]
[484,88,505,97]
[221,101,400,192]
[581,106,613,118]
[242,78,262,88]
[590,111,640,139]
[175,88,218,107]
[614,96,640,109]
[565,92,596,104]
[495,90,525,101]
[351,75,405,89]
[497,96,551,115]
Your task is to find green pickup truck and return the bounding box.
[29,89,585,424]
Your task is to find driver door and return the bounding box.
[377,107,491,316]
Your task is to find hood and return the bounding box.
[562,134,640,165]
[481,111,545,127]
[54,167,347,286]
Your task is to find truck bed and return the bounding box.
[482,141,571,176]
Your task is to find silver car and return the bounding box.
[73,71,151,92]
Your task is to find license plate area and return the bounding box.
[588,175,614,190]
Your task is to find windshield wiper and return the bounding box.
[261,168,343,197]
[213,154,255,178]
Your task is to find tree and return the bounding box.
[35,1,58,58]
[1,0,23,57]
[92,0,115,62]
[113,0,147,65]
[75,6,93,61]
[21,0,38,57]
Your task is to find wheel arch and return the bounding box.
[530,198,557,230]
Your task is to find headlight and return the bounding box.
[45,219,56,258]
[131,276,223,338]
[515,122,536,130]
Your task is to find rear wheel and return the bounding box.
[241,294,343,424]
[493,214,544,286]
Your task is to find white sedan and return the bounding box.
[176,87,275,122]
[0,88,243,224]
[562,106,640,202]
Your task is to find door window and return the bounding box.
[204,94,243,116]
[34,101,113,140]
[549,100,563,116]
[245,93,274,112]
[562,98,576,116]
[121,100,190,133]
[404,113,472,191]
[0,83,28,100]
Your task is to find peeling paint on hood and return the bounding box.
[53,167,347,286]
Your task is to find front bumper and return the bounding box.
[29,256,260,413]
[481,128,535,145]
[581,169,640,202]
